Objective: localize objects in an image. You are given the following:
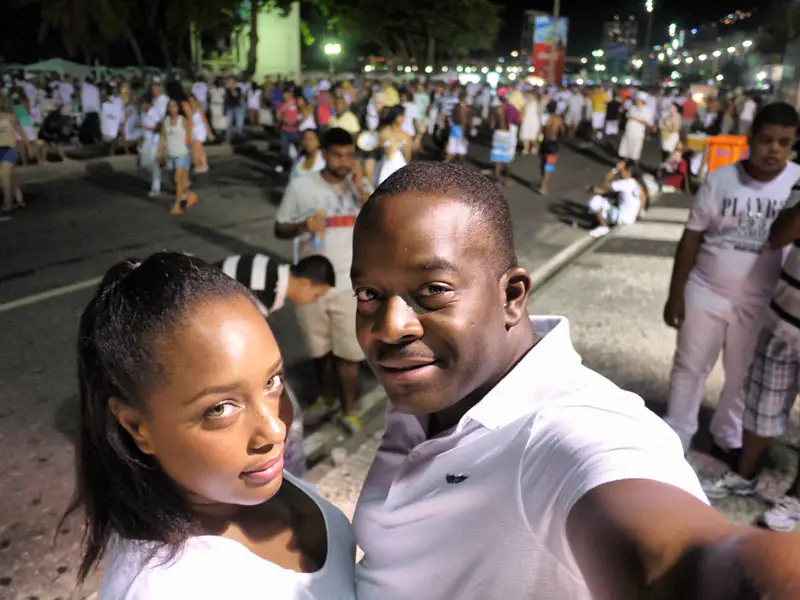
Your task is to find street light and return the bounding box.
[698,54,707,61]
[685,56,694,64]
[727,46,736,53]
[713,50,722,57]
[742,40,753,48]
[716,74,724,81]
[323,42,342,74]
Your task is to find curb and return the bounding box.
[16,141,271,184]
[528,190,668,291]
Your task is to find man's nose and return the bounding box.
[373,296,424,345]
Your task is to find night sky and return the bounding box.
[0,0,759,67]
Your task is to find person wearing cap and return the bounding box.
[618,91,652,163]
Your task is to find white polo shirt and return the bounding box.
[353,316,706,600]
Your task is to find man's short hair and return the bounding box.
[291,255,336,287]
[364,162,518,274]
[752,102,800,135]
[322,127,353,150]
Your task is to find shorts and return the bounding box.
[591,112,606,131]
[167,154,191,171]
[743,328,800,438]
[446,135,468,156]
[295,288,364,362]
[540,140,559,173]
[0,146,20,164]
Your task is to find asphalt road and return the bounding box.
[0,135,663,599]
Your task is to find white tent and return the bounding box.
[24,58,93,80]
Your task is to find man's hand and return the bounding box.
[663,293,685,329]
[305,211,326,234]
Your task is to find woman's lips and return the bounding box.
[241,450,284,483]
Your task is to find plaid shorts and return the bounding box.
[743,328,800,437]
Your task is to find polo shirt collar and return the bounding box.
[462,316,582,431]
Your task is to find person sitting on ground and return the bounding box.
[66,252,355,598]
[538,100,564,196]
[215,253,336,477]
[587,158,649,237]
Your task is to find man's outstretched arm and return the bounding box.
[567,479,800,599]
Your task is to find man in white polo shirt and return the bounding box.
[350,161,800,600]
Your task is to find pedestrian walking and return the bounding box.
[159,98,197,215]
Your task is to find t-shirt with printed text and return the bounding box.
[686,161,800,300]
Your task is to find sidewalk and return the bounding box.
[310,193,800,531]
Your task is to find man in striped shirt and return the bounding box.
[216,253,335,476]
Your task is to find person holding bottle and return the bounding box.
[274,128,366,434]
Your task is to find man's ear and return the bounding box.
[502,266,532,330]
[108,398,156,456]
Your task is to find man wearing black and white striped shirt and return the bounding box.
[215,253,335,476]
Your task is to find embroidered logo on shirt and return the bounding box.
[446,473,469,484]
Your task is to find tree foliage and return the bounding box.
[756,0,800,55]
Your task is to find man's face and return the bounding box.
[293,281,330,306]
[749,123,796,176]
[322,143,354,179]
[351,196,516,414]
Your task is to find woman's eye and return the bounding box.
[204,401,239,419]
[355,288,377,302]
[265,374,283,393]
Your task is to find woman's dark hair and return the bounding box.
[379,104,404,129]
[62,252,256,583]
[291,255,336,287]
[165,80,188,104]
[752,102,800,136]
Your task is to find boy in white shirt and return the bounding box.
[663,102,800,460]
[586,159,648,237]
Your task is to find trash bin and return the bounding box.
[706,135,749,174]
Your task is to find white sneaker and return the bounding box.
[589,225,611,238]
[701,471,757,500]
[148,190,161,198]
[762,495,800,532]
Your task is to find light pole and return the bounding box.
[548,0,561,85]
[643,0,654,83]
[324,42,342,75]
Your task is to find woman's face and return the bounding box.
[118,296,287,511]
[167,100,179,116]
[302,130,320,153]
[396,112,405,127]
[297,97,307,109]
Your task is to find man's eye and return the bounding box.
[419,285,449,298]
[355,288,377,302]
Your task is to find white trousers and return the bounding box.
[664,279,767,450]
[618,132,645,161]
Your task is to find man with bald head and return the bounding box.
[350,161,800,600]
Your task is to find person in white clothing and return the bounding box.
[663,103,800,460]
[586,159,648,237]
[618,92,651,163]
[65,252,356,600]
[351,161,800,600]
[100,88,123,155]
[291,129,326,179]
[520,90,541,155]
[158,98,196,215]
[189,93,214,174]
[275,128,365,434]
[191,78,209,112]
[248,81,263,126]
[137,94,162,198]
[738,93,758,135]
[565,87,584,136]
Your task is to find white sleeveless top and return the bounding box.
[192,110,208,142]
[291,151,326,179]
[165,115,189,157]
[99,472,356,599]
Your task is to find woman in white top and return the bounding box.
[659,102,682,161]
[190,94,214,174]
[158,98,196,215]
[376,105,412,186]
[291,129,326,179]
[297,96,317,132]
[520,90,541,155]
[65,252,356,600]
